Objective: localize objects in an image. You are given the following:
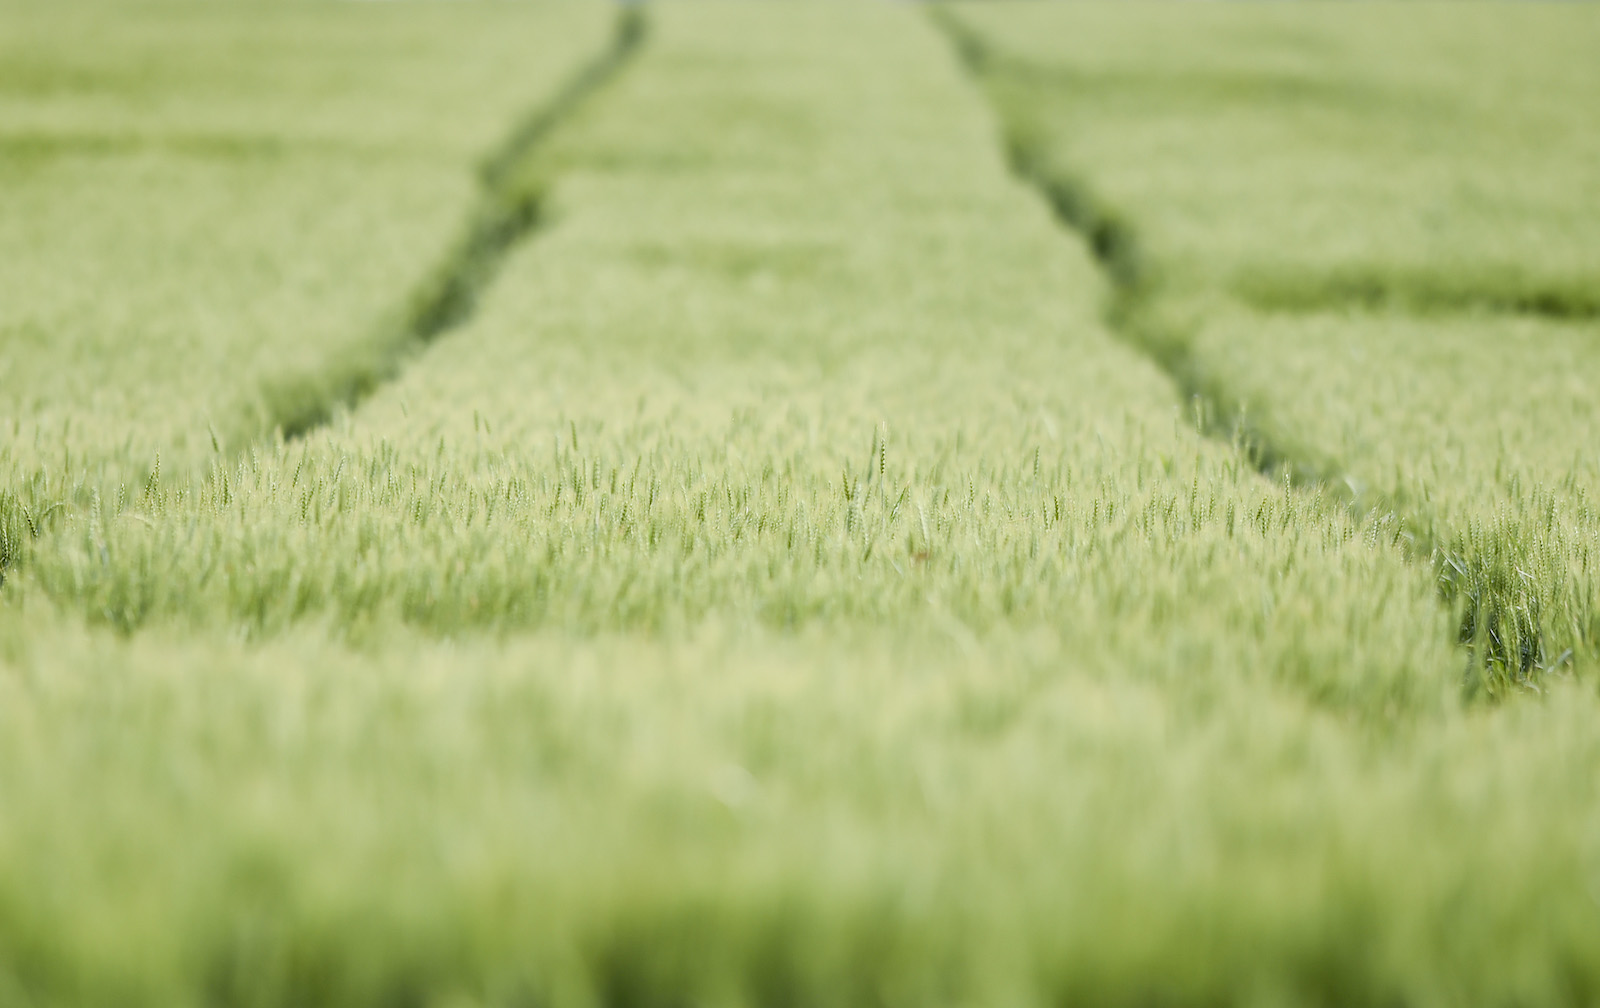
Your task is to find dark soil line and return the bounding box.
[929,5,1563,694]
[267,7,647,441]
[931,7,1320,489]
[1233,271,1600,323]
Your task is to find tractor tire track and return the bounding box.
[0,8,646,595]
[264,7,647,440]
[930,5,1573,694]
[931,7,1338,489]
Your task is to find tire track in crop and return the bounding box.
[1232,269,1600,322]
[931,6,1570,693]
[934,11,1598,324]
[931,8,1326,485]
[262,7,647,440]
[0,9,645,597]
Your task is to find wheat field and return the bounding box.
[2,1,1599,1005]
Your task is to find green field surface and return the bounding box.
[950,1,1600,691]
[2,2,1599,1006]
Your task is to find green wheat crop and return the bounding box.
[1,2,1598,1005]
